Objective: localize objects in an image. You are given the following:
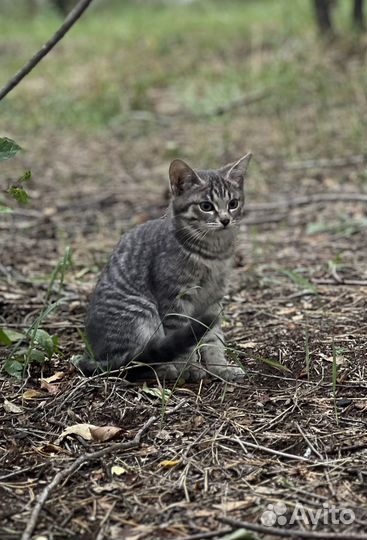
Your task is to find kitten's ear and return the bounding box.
[169,159,203,196]
[220,152,252,187]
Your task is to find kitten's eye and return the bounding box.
[228,199,239,210]
[199,201,214,212]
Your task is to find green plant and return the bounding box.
[256,355,291,373]
[2,326,58,379]
[0,137,31,212]
[1,247,72,378]
[281,268,317,293]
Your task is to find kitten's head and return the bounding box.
[169,153,252,232]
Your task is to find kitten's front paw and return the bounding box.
[156,363,180,381]
[202,352,246,382]
[156,361,206,382]
[181,362,206,382]
[206,364,246,382]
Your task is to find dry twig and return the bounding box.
[231,437,312,462]
[20,416,156,540]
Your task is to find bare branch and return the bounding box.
[0,0,94,102]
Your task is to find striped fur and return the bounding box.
[79,154,252,381]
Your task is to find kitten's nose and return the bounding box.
[220,218,230,228]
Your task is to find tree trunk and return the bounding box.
[52,0,74,16]
[353,0,365,29]
[313,0,333,33]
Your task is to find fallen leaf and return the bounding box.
[56,423,124,444]
[194,510,213,518]
[135,444,159,456]
[41,371,65,383]
[56,423,94,443]
[155,429,171,441]
[319,353,346,366]
[213,499,255,512]
[90,425,124,442]
[111,465,126,476]
[277,307,296,315]
[34,443,67,456]
[22,389,43,400]
[40,380,60,395]
[3,399,23,414]
[240,341,257,349]
[192,415,205,428]
[159,459,181,468]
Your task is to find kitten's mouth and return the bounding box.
[206,223,233,232]
[207,225,231,232]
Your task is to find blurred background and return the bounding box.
[0,0,366,305]
[1,1,366,209]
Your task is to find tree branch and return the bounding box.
[0,0,94,102]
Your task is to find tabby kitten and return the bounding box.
[79,153,252,381]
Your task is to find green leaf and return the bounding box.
[70,354,85,368]
[258,357,291,373]
[0,137,21,161]
[281,269,317,293]
[18,170,31,183]
[142,383,172,401]
[3,358,24,379]
[7,186,29,205]
[28,348,47,364]
[0,328,25,346]
[33,329,55,359]
[0,205,13,213]
[52,335,59,352]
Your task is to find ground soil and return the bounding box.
[1,124,367,540]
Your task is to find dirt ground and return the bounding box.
[1,123,367,540]
[1,3,367,536]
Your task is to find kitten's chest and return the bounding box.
[178,258,232,312]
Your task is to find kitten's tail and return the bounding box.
[77,311,216,377]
